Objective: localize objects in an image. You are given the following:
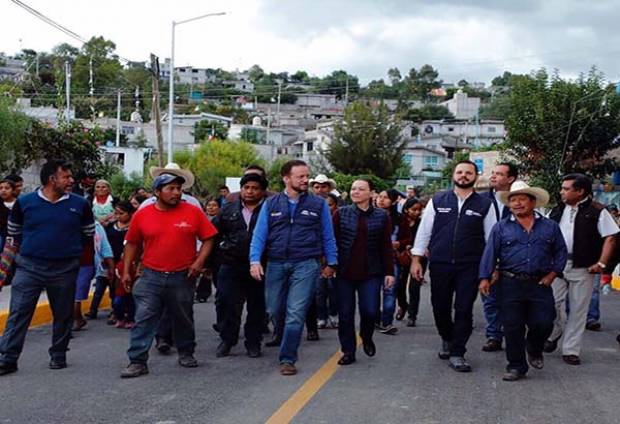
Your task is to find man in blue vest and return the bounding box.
[250,160,338,376]
[480,162,518,353]
[410,160,497,372]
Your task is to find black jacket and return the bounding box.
[212,199,264,266]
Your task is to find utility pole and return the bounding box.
[64,61,71,121]
[276,80,282,126]
[266,107,272,159]
[89,55,95,121]
[345,76,349,106]
[150,54,165,167]
[35,52,39,78]
[115,90,121,147]
[135,86,140,112]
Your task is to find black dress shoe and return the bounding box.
[482,339,502,352]
[562,355,581,366]
[216,342,232,358]
[0,362,18,376]
[246,346,261,358]
[586,321,601,331]
[502,369,526,381]
[543,336,560,353]
[49,359,67,370]
[362,338,376,357]
[307,330,319,341]
[265,337,281,347]
[337,354,356,365]
[156,340,171,355]
[395,308,406,321]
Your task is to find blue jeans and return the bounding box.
[0,255,79,364]
[265,259,320,364]
[587,274,601,323]
[113,294,135,322]
[337,277,382,355]
[380,264,398,326]
[127,268,196,364]
[316,277,338,320]
[482,283,504,341]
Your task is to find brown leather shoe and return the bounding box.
[562,355,581,366]
[280,362,297,376]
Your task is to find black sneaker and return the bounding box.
[438,341,451,360]
[49,358,67,370]
[216,342,232,358]
[121,363,149,378]
[482,339,502,352]
[586,321,601,331]
[0,362,18,376]
[178,354,198,368]
[406,317,416,327]
[84,311,97,320]
[448,356,472,372]
[543,336,560,353]
[265,336,281,347]
[527,352,544,370]
[246,346,262,358]
[307,330,319,341]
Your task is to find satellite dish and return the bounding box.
[425,125,433,134]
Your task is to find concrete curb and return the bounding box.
[0,291,112,332]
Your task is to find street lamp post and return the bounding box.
[168,12,226,164]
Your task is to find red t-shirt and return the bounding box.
[125,202,217,272]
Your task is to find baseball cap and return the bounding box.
[152,174,185,190]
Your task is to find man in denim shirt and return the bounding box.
[479,181,567,382]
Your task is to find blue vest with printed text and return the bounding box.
[429,190,492,264]
[265,192,324,261]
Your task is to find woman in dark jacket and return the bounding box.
[333,179,395,365]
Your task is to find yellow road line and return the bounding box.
[266,338,360,424]
[0,291,111,332]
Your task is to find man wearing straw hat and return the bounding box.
[479,181,567,381]
[140,163,201,211]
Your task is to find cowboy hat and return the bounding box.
[499,180,549,208]
[309,174,336,190]
[149,163,195,190]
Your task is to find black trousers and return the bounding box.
[429,262,479,357]
[218,264,265,349]
[498,276,555,374]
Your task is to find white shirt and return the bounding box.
[557,200,620,254]
[494,191,506,218]
[411,194,497,257]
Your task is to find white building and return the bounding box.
[159,59,216,85]
[417,119,505,147]
[440,90,481,120]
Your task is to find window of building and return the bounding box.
[307,141,314,151]
[447,127,454,132]
[423,155,438,167]
[487,126,496,133]
[121,126,135,135]
[403,153,413,165]
[473,158,484,174]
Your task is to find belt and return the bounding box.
[500,270,545,281]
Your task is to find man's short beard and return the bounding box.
[454,179,475,189]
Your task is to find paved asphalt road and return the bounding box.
[2,285,620,424]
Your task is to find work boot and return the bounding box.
[121,363,149,378]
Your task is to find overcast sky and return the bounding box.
[1,0,618,85]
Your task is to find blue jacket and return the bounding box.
[249,191,338,264]
[337,204,388,276]
[428,190,492,264]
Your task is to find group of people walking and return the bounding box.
[0,157,617,383]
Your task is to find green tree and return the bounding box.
[172,140,264,195]
[193,120,229,142]
[326,101,406,179]
[0,98,32,173]
[505,68,620,196]
[290,70,310,84]
[479,95,512,120]
[405,104,454,122]
[404,64,441,100]
[491,71,514,87]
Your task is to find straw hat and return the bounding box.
[149,163,195,190]
[309,174,337,190]
[499,181,550,208]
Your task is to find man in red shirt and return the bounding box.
[120,174,217,378]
